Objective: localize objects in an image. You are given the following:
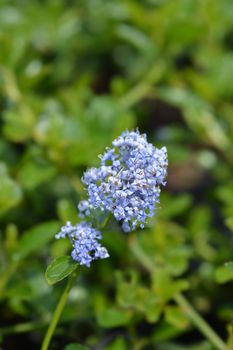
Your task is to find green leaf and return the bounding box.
[152,269,189,301]
[0,163,22,215]
[165,246,191,276]
[215,262,233,283]
[57,199,79,223]
[65,344,90,350]
[116,24,155,54]
[14,221,60,261]
[159,193,192,219]
[3,106,36,142]
[103,337,127,350]
[116,271,163,323]
[153,322,183,342]
[165,306,190,330]
[5,223,18,254]
[45,256,78,285]
[144,292,163,323]
[97,307,132,328]
[18,161,56,190]
[225,217,233,231]
[158,87,230,151]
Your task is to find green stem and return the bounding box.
[129,237,227,350]
[41,211,110,350]
[41,269,79,350]
[174,293,226,350]
[100,212,112,230]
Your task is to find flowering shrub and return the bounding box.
[0,1,233,350]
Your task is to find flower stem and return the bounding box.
[100,212,112,230]
[41,269,79,350]
[174,293,226,350]
[128,236,227,350]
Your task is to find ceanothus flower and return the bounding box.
[55,221,109,267]
[82,130,168,232]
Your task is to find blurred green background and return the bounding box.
[0,0,233,349]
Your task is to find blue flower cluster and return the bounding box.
[56,221,109,267]
[56,130,167,267]
[82,130,168,232]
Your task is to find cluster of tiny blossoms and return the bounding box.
[56,221,109,267]
[82,130,168,232]
[55,130,168,267]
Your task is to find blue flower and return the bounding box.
[56,130,167,265]
[82,130,168,232]
[56,221,109,267]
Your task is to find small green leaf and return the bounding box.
[45,256,78,285]
[116,270,163,322]
[215,262,233,283]
[18,161,56,190]
[14,221,59,261]
[5,223,18,254]
[225,217,233,231]
[161,194,192,219]
[97,307,132,328]
[0,164,22,215]
[165,306,190,330]
[153,322,183,342]
[152,270,189,302]
[57,199,78,223]
[3,107,36,142]
[225,262,233,271]
[144,292,163,323]
[104,337,127,350]
[65,344,90,350]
